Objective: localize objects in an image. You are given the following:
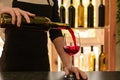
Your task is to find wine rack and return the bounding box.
[58,0,105,28]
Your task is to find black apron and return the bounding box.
[0,0,53,71]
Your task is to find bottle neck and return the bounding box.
[80,0,82,4]
[81,47,83,53]
[101,45,104,53]
[91,46,93,51]
[90,0,92,4]
[70,0,73,5]
[49,22,70,30]
[61,0,64,6]
[100,0,103,4]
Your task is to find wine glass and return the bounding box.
[63,32,80,79]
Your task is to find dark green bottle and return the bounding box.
[68,0,75,28]
[87,0,94,28]
[98,0,105,27]
[60,0,66,23]
[0,14,70,31]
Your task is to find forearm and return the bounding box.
[53,36,72,69]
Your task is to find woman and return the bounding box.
[0,0,87,79]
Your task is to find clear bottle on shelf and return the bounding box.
[79,47,86,71]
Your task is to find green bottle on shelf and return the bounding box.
[87,0,94,28]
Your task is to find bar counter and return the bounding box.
[0,71,120,80]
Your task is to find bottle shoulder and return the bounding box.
[100,52,106,56]
[78,4,84,8]
[89,52,95,56]
[99,5,105,8]
[60,6,65,10]
[88,3,94,7]
[69,5,75,9]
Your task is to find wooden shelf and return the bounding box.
[50,0,116,71]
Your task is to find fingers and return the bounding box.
[64,66,70,76]
[9,11,16,25]
[13,8,22,27]
[70,67,88,80]
[71,67,81,79]
[79,70,88,80]
[0,6,35,27]
[0,7,16,25]
[18,9,35,23]
[12,8,35,27]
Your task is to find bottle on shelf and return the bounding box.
[0,14,70,31]
[99,45,107,71]
[68,0,75,28]
[78,0,84,27]
[98,0,105,27]
[79,47,86,71]
[88,46,96,71]
[60,0,66,23]
[87,0,94,28]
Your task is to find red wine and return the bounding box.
[64,28,80,56]
[63,45,80,56]
[87,0,94,28]
[68,0,75,28]
[60,0,66,23]
[68,28,77,47]
[98,0,105,27]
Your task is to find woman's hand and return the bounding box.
[64,66,88,80]
[0,6,35,27]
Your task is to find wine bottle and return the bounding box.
[79,47,86,71]
[99,45,107,71]
[78,0,84,27]
[98,0,105,27]
[68,0,75,28]
[60,0,66,23]
[0,14,70,31]
[88,46,96,71]
[87,0,94,28]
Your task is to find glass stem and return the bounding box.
[72,56,74,65]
